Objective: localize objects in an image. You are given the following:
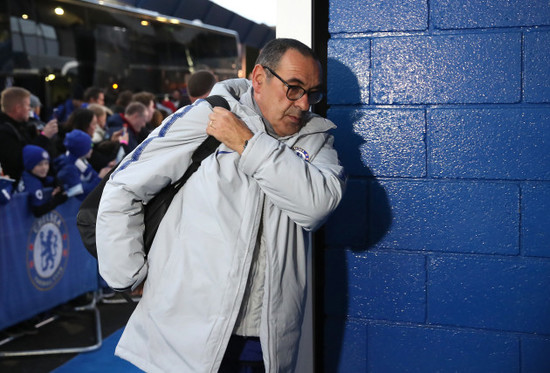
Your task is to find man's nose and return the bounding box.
[295,94,310,111]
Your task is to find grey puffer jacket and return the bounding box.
[96,79,345,372]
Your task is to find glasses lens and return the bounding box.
[287,86,306,101]
[308,91,324,105]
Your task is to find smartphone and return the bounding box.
[119,123,129,145]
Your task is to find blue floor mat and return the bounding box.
[51,328,143,372]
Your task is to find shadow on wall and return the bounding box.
[322,58,392,372]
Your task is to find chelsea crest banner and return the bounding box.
[0,195,98,330]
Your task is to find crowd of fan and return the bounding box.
[0,70,217,216]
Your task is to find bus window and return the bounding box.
[0,0,240,109]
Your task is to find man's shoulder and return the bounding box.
[18,171,41,192]
[0,122,13,134]
[210,78,251,99]
[301,114,337,135]
[25,171,43,184]
[107,113,124,126]
[0,112,14,127]
[0,116,20,138]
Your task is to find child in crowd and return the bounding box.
[0,163,14,205]
[16,145,67,216]
[54,129,105,200]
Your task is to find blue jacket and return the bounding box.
[16,171,67,216]
[54,153,101,200]
[53,99,77,124]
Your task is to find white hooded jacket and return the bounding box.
[96,79,345,372]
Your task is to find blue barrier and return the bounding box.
[0,193,98,330]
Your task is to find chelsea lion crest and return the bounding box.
[26,211,69,291]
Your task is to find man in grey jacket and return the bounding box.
[97,38,345,372]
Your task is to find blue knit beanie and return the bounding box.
[64,129,92,158]
[23,145,50,171]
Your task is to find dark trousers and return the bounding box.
[218,335,265,373]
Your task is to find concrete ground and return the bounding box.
[0,292,136,373]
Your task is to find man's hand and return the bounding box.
[41,119,58,138]
[207,107,253,155]
[110,128,123,142]
[52,186,64,196]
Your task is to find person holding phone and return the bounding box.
[106,102,147,153]
[0,87,58,183]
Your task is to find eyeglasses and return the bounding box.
[262,65,324,105]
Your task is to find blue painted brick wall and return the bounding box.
[428,255,550,333]
[325,0,550,371]
[324,250,426,321]
[324,179,368,247]
[522,337,550,372]
[428,108,550,180]
[368,324,519,373]
[329,108,426,177]
[324,318,368,373]
[371,180,519,254]
[329,0,428,33]
[327,39,371,105]
[522,183,550,258]
[524,31,550,103]
[371,34,522,104]
[432,0,550,29]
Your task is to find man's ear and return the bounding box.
[251,64,266,93]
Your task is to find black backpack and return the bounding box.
[76,95,229,259]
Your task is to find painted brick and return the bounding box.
[368,323,519,373]
[324,179,368,247]
[329,108,426,177]
[324,249,426,322]
[522,337,550,373]
[522,183,550,258]
[371,33,521,104]
[367,180,393,247]
[373,180,518,254]
[327,109,371,176]
[327,38,370,105]
[428,255,550,334]
[329,0,427,33]
[428,108,550,180]
[432,0,550,29]
[326,0,550,369]
[324,317,367,373]
[524,31,550,103]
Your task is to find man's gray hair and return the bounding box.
[125,101,147,117]
[255,38,319,70]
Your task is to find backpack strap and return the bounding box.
[170,95,228,191]
[204,95,230,111]
[77,95,230,260]
[141,96,229,253]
